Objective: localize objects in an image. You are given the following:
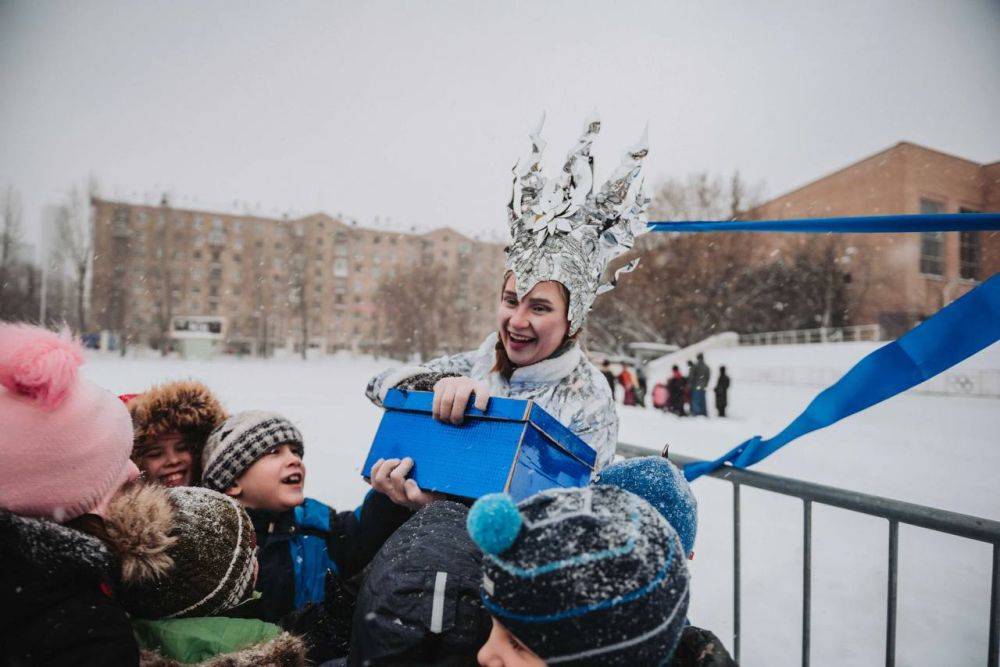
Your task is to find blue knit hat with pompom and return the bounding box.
[467,485,689,665]
[596,456,698,555]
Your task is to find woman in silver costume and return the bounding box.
[366,115,649,473]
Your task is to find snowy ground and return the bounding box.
[82,341,1000,666]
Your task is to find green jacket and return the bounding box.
[133,615,304,666]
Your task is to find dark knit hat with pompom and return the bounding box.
[105,484,256,619]
[467,485,690,666]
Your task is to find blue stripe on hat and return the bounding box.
[482,536,681,623]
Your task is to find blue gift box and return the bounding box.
[362,389,597,500]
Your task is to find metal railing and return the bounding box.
[616,443,1000,667]
[739,324,883,346]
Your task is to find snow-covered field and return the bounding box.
[82,341,1000,666]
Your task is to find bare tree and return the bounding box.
[374,258,465,362]
[288,222,310,359]
[55,184,95,333]
[147,196,179,355]
[0,186,40,322]
[589,171,763,351]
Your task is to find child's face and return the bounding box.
[226,443,305,511]
[478,618,546,667]
[140,431,194,487]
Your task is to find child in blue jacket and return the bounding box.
[201,410,421,623]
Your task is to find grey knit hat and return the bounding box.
[201,410,304,493]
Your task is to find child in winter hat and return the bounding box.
[596,455,698,557]
[201,410,306,508]
[0,323,139,522]
[102,483,306,664]
[201,410,416,624]
[468,485,690,666]
[127,379,228,487]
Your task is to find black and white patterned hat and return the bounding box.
[201,410,303,493]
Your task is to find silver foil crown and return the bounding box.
[506,113,650,334]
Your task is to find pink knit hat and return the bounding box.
[0,323,137,522]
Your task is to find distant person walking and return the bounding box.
[684,360,694,414]
[619,366,637,406]
[600,360,616,392]
[634,365,647,407]
[715,365,731,417]
[667,365,687,416]
[690,353,711,417]
[652,380,669,411]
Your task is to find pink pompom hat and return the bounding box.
[0,323,138,522]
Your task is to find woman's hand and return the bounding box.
[432,376,490,424]
[369,457,442,511]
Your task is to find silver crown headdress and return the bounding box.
[506,113,650,334]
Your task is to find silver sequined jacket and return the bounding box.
[365,333,619,472]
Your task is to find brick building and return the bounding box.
[747,142,999,336]
[90,197,507,355]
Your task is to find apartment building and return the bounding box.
[90,197,507,354]
[746,142,999,336]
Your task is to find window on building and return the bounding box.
[919,198,944,276]
[333,258,348,277]
[959,208,981,281]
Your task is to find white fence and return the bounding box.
[739,324,883,346]
[734,366,1000,399]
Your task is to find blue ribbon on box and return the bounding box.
[648,212,1000,234]
[641,212,1000,481]
[682,272,1000,481]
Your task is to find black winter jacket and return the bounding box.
[348,501,491,666]
[672,625,738,666]
[0,510,139,666]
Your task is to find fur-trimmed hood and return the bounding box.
[139,631,306,666]
[102,483,178,585]
[128,380,227,459]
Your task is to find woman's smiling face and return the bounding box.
[497,274,569,367]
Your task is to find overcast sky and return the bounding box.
[2,0,998,248]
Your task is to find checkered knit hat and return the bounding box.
[201,411,304,493]
[467,485,690,665]
[106,484,257,619]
